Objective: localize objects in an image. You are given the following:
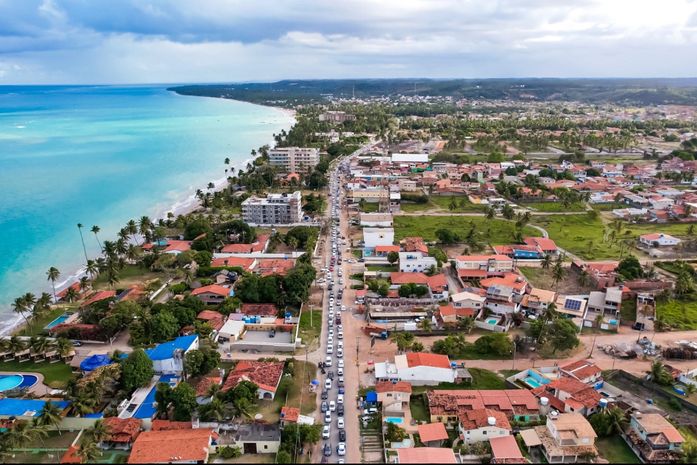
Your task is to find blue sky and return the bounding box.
[1,0,697,84]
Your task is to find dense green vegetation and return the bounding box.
[394,216,539,244]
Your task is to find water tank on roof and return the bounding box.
[540,397,549,406]
[599,398,609,409]
[487,417,497,426]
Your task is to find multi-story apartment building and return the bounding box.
[268,147,320,173]
[242,191,303,225]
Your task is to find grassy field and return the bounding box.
[359,202,380,213]
[0,360,74,389]
[531,213,696,260]
[298,310,322,347]
[657,298,697,330]
[410,394,430,422]
[257,360,317,422]
[394,216,540,244]
[16,307,67,337]
[92,264,163,289]
[520,201,586,212]
[596,436,640,463]
[366,264,398,272]
[400,196,487,213]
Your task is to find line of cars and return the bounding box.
[321,172,348,462]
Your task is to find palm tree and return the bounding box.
[34,401,64,435]
[77,438,102,463]
[9,336,27,355]
[64,287,79,303]
[126,219,139,244]
[139,216,153,238]
[79,276,90,292]
[12,296,30,328]
[46,267,61,302]
[55,338,74,359]
[31,336,50,356]
[418,318,432,332]
[85,259,99,279]
[541,254,552,271]
[85,419,109,444]
[5,421,47,448]
[37,292,52,311]
[90,225,103,252]
[77,223,89,264]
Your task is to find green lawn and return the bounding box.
[257,360,317,421]
[466,368,508,389]
[16,307,68,337]
[0,360,74,389]
[393,216,540,244]
[531,213,695,260]
[520,201,586,212]
[298,310,322,346]
[621,299,637,323]
[359,202,380,213]
[430,196,488,212]
[366,264,398,272]
[657,298,697,330]
[596,436,640,463]
[409,394,430,422]
[92,264,163,289]
[592,202,624,211]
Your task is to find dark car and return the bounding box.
[269,329,276,338]
[323,443,332,457]
[337,404,345,416]
[321,401,329,413]
[321,389,329,400]
[339,430,346,442]
[328,371,335,380]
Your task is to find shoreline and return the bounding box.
[1,94,296,337]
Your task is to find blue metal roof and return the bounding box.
[365,391,378,403]
[0,399,70,417]
[144,334,197,361]
[80,353,112,371]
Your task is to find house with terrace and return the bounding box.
[100,417,142,450]
[458,408,512,445]
[222,360,285,400]
[531,413,598,463]
[376,380,412,417]
[191,284,232,305]
[520,288,557,317]
[398,251,437,273]
[559,360,602,386]
[144,334,199,375]
[374,352,456,386]
[584,286,624,331]
[455,255,515,281]
[127,428,218,464]
[531,377,602,417]
[624,412,684,463]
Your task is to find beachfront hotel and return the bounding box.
[242,191,303,225]
[268,147,320,173]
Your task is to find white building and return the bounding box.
[242,191,303,225]
[374,352,455,386]
[144,335,199,375]
[363,228,395,248]
[455,255,514,278]
[399,251,437,273]
[459,409,512,445]
[450,291,486,310]
[360,212,393,227]
[639,233,682,247]
[217,320,245,342]
[391,153,429,164]
[268,147,319,173]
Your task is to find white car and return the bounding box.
[325,356,332,367]
[337,443,346,456]
[324,411,331,423]
[338,331,344,339]
[341,305,346,312]
[325,379,332,390]
[337,394,344,404]
[337,417,345,429]
[337,348,343,357]
[326,345,333,354]
[327,336,333,346]
[322,425,331,439]
[329,400,336,412]
[337,367,344,376]
[338,359,345,368]
[329,328,334,337]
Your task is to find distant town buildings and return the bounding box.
[242,191,303,225]
[268,147,320,173]
[319,110,356,123]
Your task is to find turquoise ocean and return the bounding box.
[0,85,294,333]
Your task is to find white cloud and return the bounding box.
[0,0,696,83]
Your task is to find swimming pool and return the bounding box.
[523,376,542,388]
[384,417,403,424]
[486,318,499,325]
[0,374,39,391]
[45,313,70,330]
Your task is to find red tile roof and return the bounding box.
[460,408,511,431]
[60,445,81,464]
[80,290,116,307]
[222,360,285,393]
[255,258,295,277]
[164,240,191,253]
[281,406,300,423]
[210,257,255,269]
[197,310,224,321]
[397,447,457,464]
[560,359,601,382]
[375,245,401,253]
[191,284,230,297]
[405,352,451,369]
[390,272,430,285]
[192,375,223,397]
[240,303,278,317]
[490,435,526,463]
[127,429,216,464]
[458,269,489,278]
[523,236,558,252]
[150,420,193,431]
[418,422,448,443]
[532,377,601,410]
[401,237,429,254]
[439,304,475,319]
[103,417,142,444]
[428,390,539,418]
[375,380,412,394]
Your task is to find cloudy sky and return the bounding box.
[1,0,697,84]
